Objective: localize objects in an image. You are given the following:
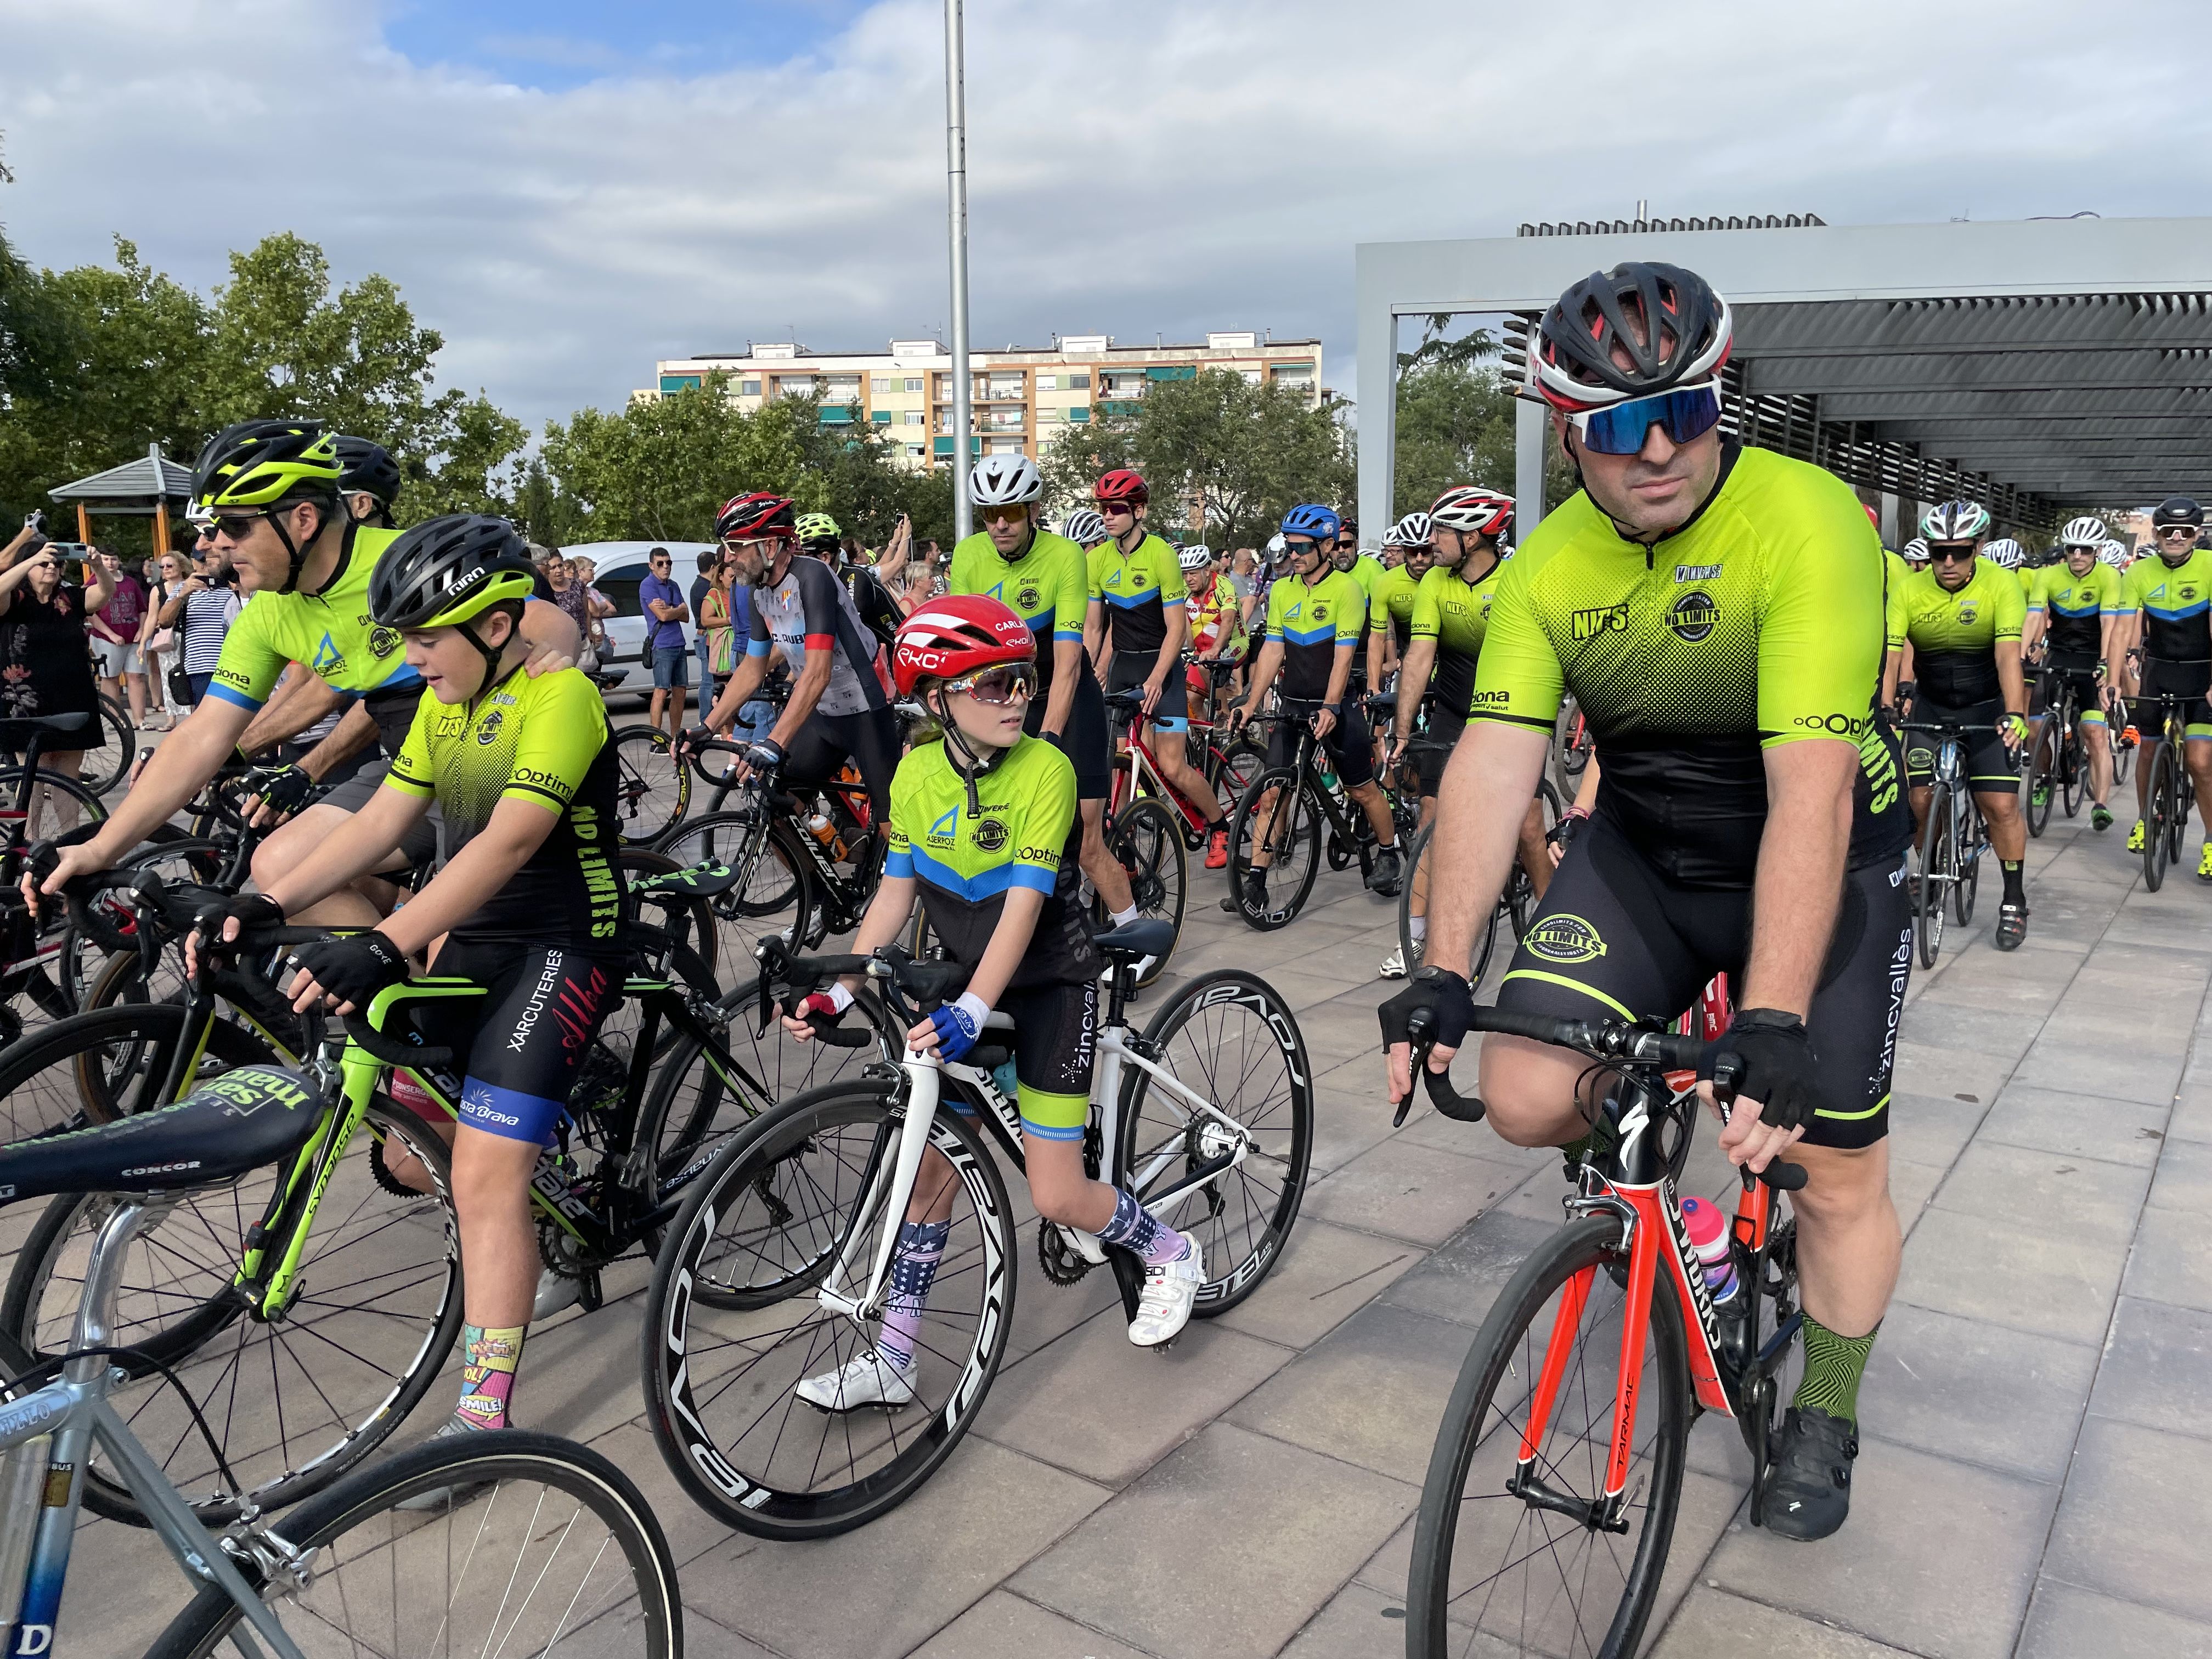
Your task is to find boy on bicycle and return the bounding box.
[205,514,628,1447]
[783,594,1203,1409]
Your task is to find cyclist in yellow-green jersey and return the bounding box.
[2118,495,2212,874]
[2022,516,2125,831]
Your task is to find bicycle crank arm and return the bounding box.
[1505,1465,1630,1534]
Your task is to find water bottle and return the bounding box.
[1679,1196,1739,1305]
[1317,754,1341,795]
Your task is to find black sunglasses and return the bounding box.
[1929,545,1978,563]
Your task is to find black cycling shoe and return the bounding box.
[1764,1407,1858,1541]
[1238,869,1268,916]
[1365,845,1403,897]
[1995,901,2028,951]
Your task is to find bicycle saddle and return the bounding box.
[1093,918,1176,961]
[0,1066,325,1204]
[1101,688,1149,710]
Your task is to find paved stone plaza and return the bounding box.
[58,798,2212,1657]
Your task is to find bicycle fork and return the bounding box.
[815,1052,946,1328]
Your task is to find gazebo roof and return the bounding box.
[48,445,195,515]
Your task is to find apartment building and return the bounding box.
[636,332,1325,471]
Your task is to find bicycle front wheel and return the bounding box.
[145,1429,681,1659]
[1226,768,1319,931]
[1120,969,1313,1314]
[657,807,814,971]
[2146,744,2175,891]
[611,723,691,844]
[1109,797,1185,988]
[641,1080,1015,1538]
[78,696,136,795]
[1406,1216,1689,1659]
[2025,721,2056,837]
[1915,785,1949,968]
[1953,799,1981,926]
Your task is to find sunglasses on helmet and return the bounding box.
[1568,382,1724,457]
[944,664,1034,706]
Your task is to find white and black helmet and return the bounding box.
[2058,515,2108,549]
[2100,539,2130,569]
[1178,544,1212,572]
[1265,532,1288,564]
[1921,499,1991,543]
[1983,538,2024,569]
[968,453,1042,507]
[1902,537,1930,565]
[1393,510,1435,549]
[1060,507,1106,546]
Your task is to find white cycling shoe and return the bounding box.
[795,1348,917,1412]
[1378,940,1423,979]
[532,1265,582,1321]
[1128,1242,1206,1348]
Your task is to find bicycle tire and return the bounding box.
[640,1079,1016,1538]
[2060,703,2084,819]
[3,1095,461,1525]
[1120,969,1313,1314]
[144,1429,682,1659]
[2025,721,2055,837]
[1226,766,1319,931]
[1396,819,1501,986]
[1108,797,1185,989]
[1915,785,1949,967]
[1954,795,1980,927]
[610,722,691,844]
[1406,1215,1689,1659]
[2168,746,2193,865]
[77,695,137,795]
[0,766,106,880]
[2146,743,2175,891]
[655,808,815,975]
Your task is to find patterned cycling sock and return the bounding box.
[876,1219,950,1372]
[454,1324,527,1431]
[1791,1317,1877,1425]
[2001,860,2025,903]
[1098,1187,1190,1266]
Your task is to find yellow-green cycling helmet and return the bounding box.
[192,419,346,592]
[795,511,842,551]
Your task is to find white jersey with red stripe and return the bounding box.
[744,553,889,715]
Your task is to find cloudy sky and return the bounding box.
[3,0,2207,435]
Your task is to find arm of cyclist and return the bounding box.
[1144,600,1186,717]
[1392,637,1438,757]
[1232,639,1284,733]
[1709,736,1855,1172]
[518,596,582,673]
[1381,723,1549,1106]
[1997,640,2030,749]
[32,693,258,902]
[782,872,915,1040]
[697,647,770,741]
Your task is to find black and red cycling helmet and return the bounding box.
[715,492,797,540]
[1527,262,1733,414]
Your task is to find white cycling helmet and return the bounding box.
[969,452,1042,506]
[1902,537,1930,565]
[1060,507,1106,546]
[1393,510,1435,549]
[2058,514,2108,549]
[1983,538,2024,569]
[1921,499,1991,542]
[1178,544,1212,572]
[1265,532,1288,564]
[2100,539,2130,569]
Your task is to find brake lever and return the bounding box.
[1708,1053,1808,1192]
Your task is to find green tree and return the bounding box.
[1391,360,1577,527]
[1039,369,1352,550]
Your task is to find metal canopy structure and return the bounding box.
[47,443,195,550]
[1354,216,2212,542]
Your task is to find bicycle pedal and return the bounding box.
[579,1271,605,1314]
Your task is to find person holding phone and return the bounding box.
[89,549,152,731]
[0,518,112,833]
[156,527,243,706]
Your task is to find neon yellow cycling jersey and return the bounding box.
[1345,556,1381,613]
[883,733,1092,988]
[1410,556,1507,716]
[1894,558,2024,705]
[1088,533,1187,659]
[207,524,418,713]
[2038,561,2123,659]
[948,529,1091,687]
[2119,548,2212,665]
[1370,565,1423,653]
[1262,569,1365,702]
[1470,444,1906,887]
[385,665,625,943]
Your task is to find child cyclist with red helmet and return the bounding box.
[784,595,1204,1407]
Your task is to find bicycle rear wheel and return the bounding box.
[1226,768,1319,930]
[1397,820,1502,986]
[2061,709,2084,819]
[78,695,136,795]
[641,1081,1016,1538]
[656,808,814,973]
[145,1430,681,1659]
[1915,786,1949,967]
[610,723,690,844]
[1119,969,1313,1314]
[2146,744,2176,891]
[1953,798,1981,926]
[1406,1216,1689,1659]
[1108,797,1184,988]
[2025,721,2056,837]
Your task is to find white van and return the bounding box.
[562,540,719,695]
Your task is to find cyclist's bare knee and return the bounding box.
[1786,1139,1891,1224]
[252,804,348,890]
[1475,1035,1593,1148]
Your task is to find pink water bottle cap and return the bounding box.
[1680,1195,1726,1248]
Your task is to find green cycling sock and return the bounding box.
[1792,1316,1877,1425]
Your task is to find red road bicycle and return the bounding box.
[1399,1002,1808,1659]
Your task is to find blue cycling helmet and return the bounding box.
[1280,503,1341,542]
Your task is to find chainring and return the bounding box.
[1036,1219,1093,1285]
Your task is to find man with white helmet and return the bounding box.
[2021,515,2124,830]
[1366,512,1436,690]
[2119,495,2212,875]
[1086,470,1231,868]
[1061,507,1108,551]
[947,454,1139,923]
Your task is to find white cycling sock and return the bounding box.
[1111,904,1141,926]
[1409,916,1427,943]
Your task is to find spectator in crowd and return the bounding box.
[157,526,242,707]
[0,521,113,832]
[539,550,600,675]
[639,545,689,741]
[690,549,727,718]
[138,549,192,730]
[88,548,153,732]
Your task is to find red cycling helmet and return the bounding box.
[1429,485,1514,539]
[891,594,1035,697]
[715,492,796,540]
[1093,469,1149,507]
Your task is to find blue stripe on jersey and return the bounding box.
[206,683,264,713]
[1278,623,1341,646]
[885,847,915,879]
[2151,597,2212,620]
[906,844,1056,901]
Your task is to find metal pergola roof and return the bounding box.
[48,445,195,513]
[1354,216,2212,540]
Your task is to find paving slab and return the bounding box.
[2121,1203,2212,1314]
[1211,1218,1423,1349]
[2088,1296,2212,1442]
[2008,1039,2183,1107]
[1893,1203,2130,1346]
[2045,1415,2212,1626]
[1300,1137,1533,1248]
[909,1592,1164,1659]
[2147,1135,2212,1212]
[1928,1135,2153,1244]
[1651,1585,1923,1657]
[2016,1579,2212,1659]
[1853,1302,2100,1481]
[1977,1082,2170,1168]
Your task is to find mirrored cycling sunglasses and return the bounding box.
[211,511,269,541]
[1568,381,1724,456]
[944,664,1035,706]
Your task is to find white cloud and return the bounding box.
[2,0,2207,436]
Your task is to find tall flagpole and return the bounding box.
[945,0,973,540]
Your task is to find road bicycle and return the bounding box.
[641,924,1314,1538]
[1223,697,1413,930]
[0,1048,681,1657]
[2024,670,2096,837]
[1393,714,1561,982]
[2135,683,2199,892]
[0,864,894,1525]
[1398,1004,1807,1659]
[0,714,114,1042]
[1555,695,1594,787]
[1901,718,2004,967]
